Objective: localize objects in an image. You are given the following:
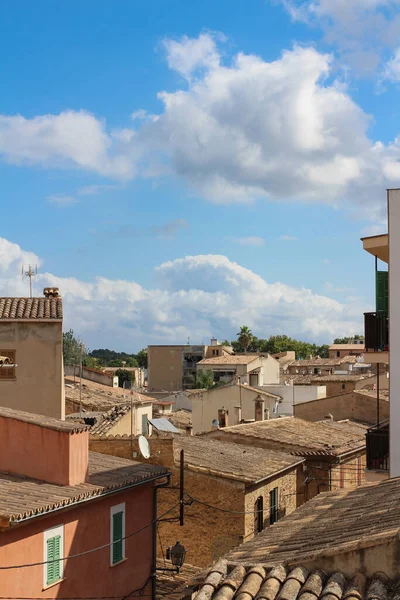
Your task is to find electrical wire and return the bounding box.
[0,501,180,571]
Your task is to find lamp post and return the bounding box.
[165,541,186,573]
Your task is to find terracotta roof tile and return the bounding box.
[0,451,168,523]
[0,297,63,320]
[182,565,396,600]
[209,417,367,457]
[173,437,303,483]
[198,356,261,365]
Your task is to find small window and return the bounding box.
[313,368,318,375]
[341,383,346,390]
[269,487,279,525]
[340,465,345,488]
[44,525,64,587]
[0,350,16,381]
[141,414,148,435]
[337,351,340,358]
[110,503,125,565]
[254,496,264,534]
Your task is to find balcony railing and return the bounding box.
[366,421,389,471]
[364,311,388,351]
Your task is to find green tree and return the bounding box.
[236,326,253,352]
[135,349,148,369]
[63,329,85,366]
[316,344,330,358]
[115,369,135,388]
[333,335,363,344]
[193,369,215,390]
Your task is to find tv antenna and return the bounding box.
[21,265,38,298]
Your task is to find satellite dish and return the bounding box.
[138,435,150,459]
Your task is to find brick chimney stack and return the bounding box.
[43,287,60,298]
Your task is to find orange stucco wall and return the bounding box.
[0,415,88,485]
[0,484,155,598]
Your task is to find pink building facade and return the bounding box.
[0,407,169,598]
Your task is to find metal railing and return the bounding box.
[364,311,388,351]
[366,421,389,471]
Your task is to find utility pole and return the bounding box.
[21,265,37,298]
[79,343,84,417]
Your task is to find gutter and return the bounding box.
[8,471,170,526]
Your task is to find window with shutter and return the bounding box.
[110,503,126,565]
[269,487,279,525]
[376,271,388,313]
[0,350,16,381]
[44,525,63,587]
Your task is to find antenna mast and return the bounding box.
[21,265,38,298]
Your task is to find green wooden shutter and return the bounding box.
[376,271,388,313]
[47,535,61,585]
[112,512,123,564]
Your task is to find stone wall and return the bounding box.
[89,435,298,567]
[293,391,389,424]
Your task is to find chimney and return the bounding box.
[43,287,60,298]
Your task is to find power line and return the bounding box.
[0,502,180,571]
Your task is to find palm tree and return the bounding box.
[237,326,253,352]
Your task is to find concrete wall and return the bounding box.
[191,385,279,434]
[261,385,326,415]
[389,189,398,477]
[355,372,389,390]
[65,365,118,388]
[0,484,155,599]
[0,321,64,419]
[89,435,298,567]
[147,346,185,391]
[0,414,88,485]
[294,391,389,424]
[197,355,280,387]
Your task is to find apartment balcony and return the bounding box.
[366,421,389,474]
[364,311,389,363]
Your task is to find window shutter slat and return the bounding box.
[46,535,61,585]
[112,512,123,564]
[376,271,388,313]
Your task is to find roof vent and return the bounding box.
[43,287,60,298]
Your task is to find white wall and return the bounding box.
[389,190,400,477]
[261,384,326,416]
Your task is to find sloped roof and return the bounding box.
[188,561,397,600]
[0,452,168,524]
[224,477,400,567]
[211,417,367,457]
[0,297,63,320]
[198,355,260,365]
[89,405,131,435]
[313,374,367,382]
[149,418,180,433]
[173,436,303,484]
[289,356,357,368]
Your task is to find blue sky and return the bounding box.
[0,0,397,350]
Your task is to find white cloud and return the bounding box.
[78,184,120,196]
[1,35,400,221]
[281,0,400,75]
[229,236,265,247]
[0,237,366,349]
[382,47,400,81]
[47,194,78,207]
[161,32,223,79]
[279,235,299,241]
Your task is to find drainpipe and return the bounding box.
[152,475,172,600]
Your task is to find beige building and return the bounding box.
[197,353,280,386]
[147,340,234,392]
[191,383,281,434]
[329,342,365,358]
[0,290,64,419]
[285,355,357,377]
[67,401,153,436]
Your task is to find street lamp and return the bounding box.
[165,541,186,572]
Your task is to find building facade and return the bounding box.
[0,290,64,418]
[0,406,169,599]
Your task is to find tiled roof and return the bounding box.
[0,297,63,320]
[0,451,168,524]
[156,561,203,600]
[189,561,398,600]
[173,436,303,483]
[289,356,357,368]
[224,477,400,567]
[210,417,367,457]
[281,374,313,385]
[170,409,193,430]
[65,377,154,412]
[198,355,260,365]
[89,405,131,435]
[329,344,366,351]
[313,374,367,382]
[0,406,89,433]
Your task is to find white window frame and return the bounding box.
[43,524,64,588]
[110,502,126,565]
